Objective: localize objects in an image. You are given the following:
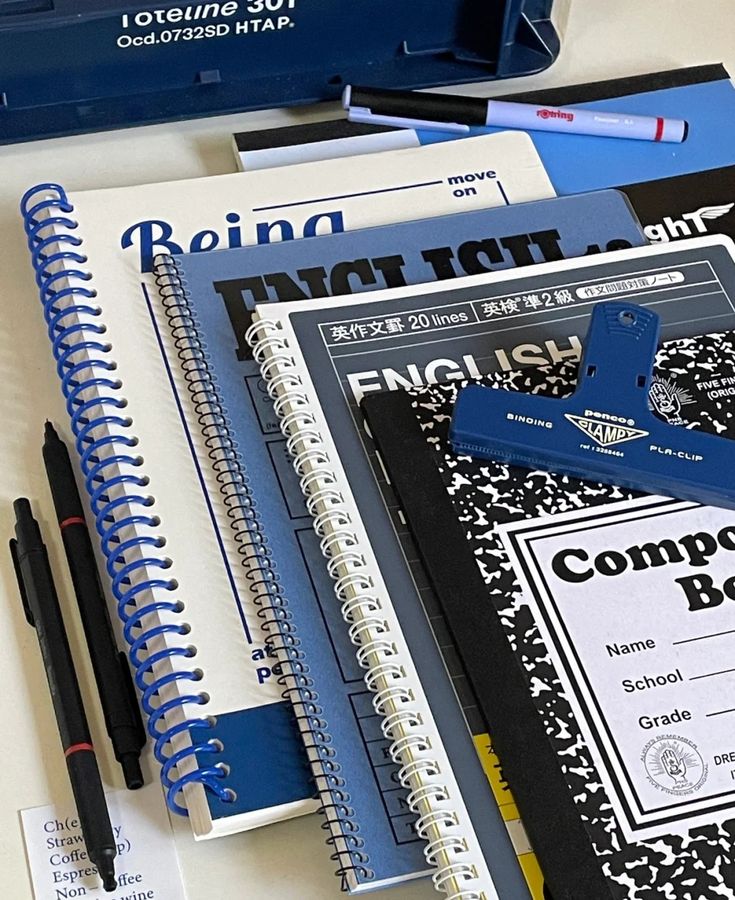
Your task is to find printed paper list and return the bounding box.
[21,784,185,900]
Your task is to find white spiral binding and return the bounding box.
[247,318,486,900]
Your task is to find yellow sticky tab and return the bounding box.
[473,733,515,811]
[518,852,546,900]
[472,733,546,899]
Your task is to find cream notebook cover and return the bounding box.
[19,131,554,839]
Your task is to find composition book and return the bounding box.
[246,235,735,899]
[17,130,553,844]
[362,330,735,900]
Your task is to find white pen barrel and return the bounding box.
[486,99,687,142]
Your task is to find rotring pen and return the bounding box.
[344,85,688,143]
[43,421,146,791]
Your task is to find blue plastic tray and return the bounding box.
[0,0,561,143]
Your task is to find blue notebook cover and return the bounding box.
[416,78,735,194]
[210,191,645,350]
[158,190,645,892]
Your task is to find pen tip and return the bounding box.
[44,421,57,441]
[121,753,145,790]
[95,849,117,892]
[12,497,31,518]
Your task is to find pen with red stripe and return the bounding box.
[42,422,145,791]
[344,85,689,143]
[10,497,117,892]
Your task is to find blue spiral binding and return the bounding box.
[20,185,233,817]
[153,254,370,885]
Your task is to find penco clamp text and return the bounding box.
[450,301,735,510]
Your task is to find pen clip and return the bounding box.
[346,107,470,135]
[9,538,35,627]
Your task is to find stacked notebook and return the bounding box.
[17,63,735,899]
[246,236,735,899]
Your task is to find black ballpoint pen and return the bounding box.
[10,497,117,892]
[43,421,146,790]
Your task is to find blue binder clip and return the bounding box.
[450,301,735,510]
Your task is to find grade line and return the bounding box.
[705,707,735,718]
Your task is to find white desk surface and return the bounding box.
[1,1,734,897]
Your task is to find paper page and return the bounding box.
[21,785,185,900]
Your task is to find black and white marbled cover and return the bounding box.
[406,331,735,900]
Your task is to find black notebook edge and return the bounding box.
[233,119,396,152]
[361,390,614,900]
[504,62,727,105]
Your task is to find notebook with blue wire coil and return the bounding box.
[16,130,551,849]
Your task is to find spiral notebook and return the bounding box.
[245,236,735,898]
[17,131,552,842]
[147,189,642,894]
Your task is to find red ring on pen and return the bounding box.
[60,516,86,530]
[65,742,94,757]
[654,117,664,141]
